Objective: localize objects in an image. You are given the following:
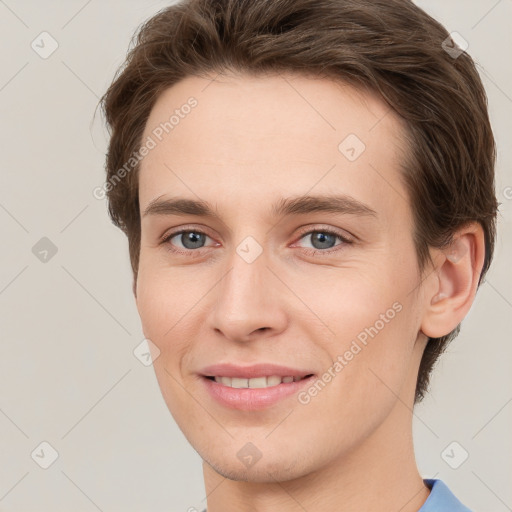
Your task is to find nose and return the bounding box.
[208,251,288,343]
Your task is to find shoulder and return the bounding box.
[418,479,473,512]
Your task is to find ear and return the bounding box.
[420,222,486,339]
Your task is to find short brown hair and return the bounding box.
[100,0,498,403]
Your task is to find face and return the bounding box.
[135,72,429,482]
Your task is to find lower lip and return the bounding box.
[201,375,315,411]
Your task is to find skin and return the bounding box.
[134,72,485,512]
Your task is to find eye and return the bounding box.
[161,226,353,257]
[293,227,352,255]
[161,228,217,255]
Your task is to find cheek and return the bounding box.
[344,305,419,415]
[135,269,196,413]
[291,262,404,341]
[135,265,188,356]
[300,260,420,399]
[136,249,193,325]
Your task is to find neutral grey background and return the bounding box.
[0,1,510,511]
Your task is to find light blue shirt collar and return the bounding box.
[418,479,473,511]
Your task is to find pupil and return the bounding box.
[312,232,335,250]
[183,232,205,249]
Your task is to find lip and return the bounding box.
[199,363,316,411]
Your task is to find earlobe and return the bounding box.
[421,223,485,339]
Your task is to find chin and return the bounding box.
[202,448,311,483]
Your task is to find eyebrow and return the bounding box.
[142,194,378,220]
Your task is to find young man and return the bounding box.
[100,0,498,510]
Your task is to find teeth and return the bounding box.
[231,377,248,388]
[266,375,282,387]
[212,375,307,388]
[246,376,267,388]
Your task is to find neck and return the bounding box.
[202,398,430,512]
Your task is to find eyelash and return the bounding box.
[160,225,353,258]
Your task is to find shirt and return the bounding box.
[199,478,472,512]
[419,478,473,511]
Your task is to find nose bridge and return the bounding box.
[209,245,287,341]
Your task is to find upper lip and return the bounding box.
[200,363,315,379]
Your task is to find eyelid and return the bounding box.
[159,224,216,243]
[293,224,355,244]
[160,223,354,242]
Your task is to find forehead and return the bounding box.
[139,72,410,225]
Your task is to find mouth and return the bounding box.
[198,363,317,410]
[203,374,315,389]
[200,372,316,410]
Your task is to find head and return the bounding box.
[100,0,498,482]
